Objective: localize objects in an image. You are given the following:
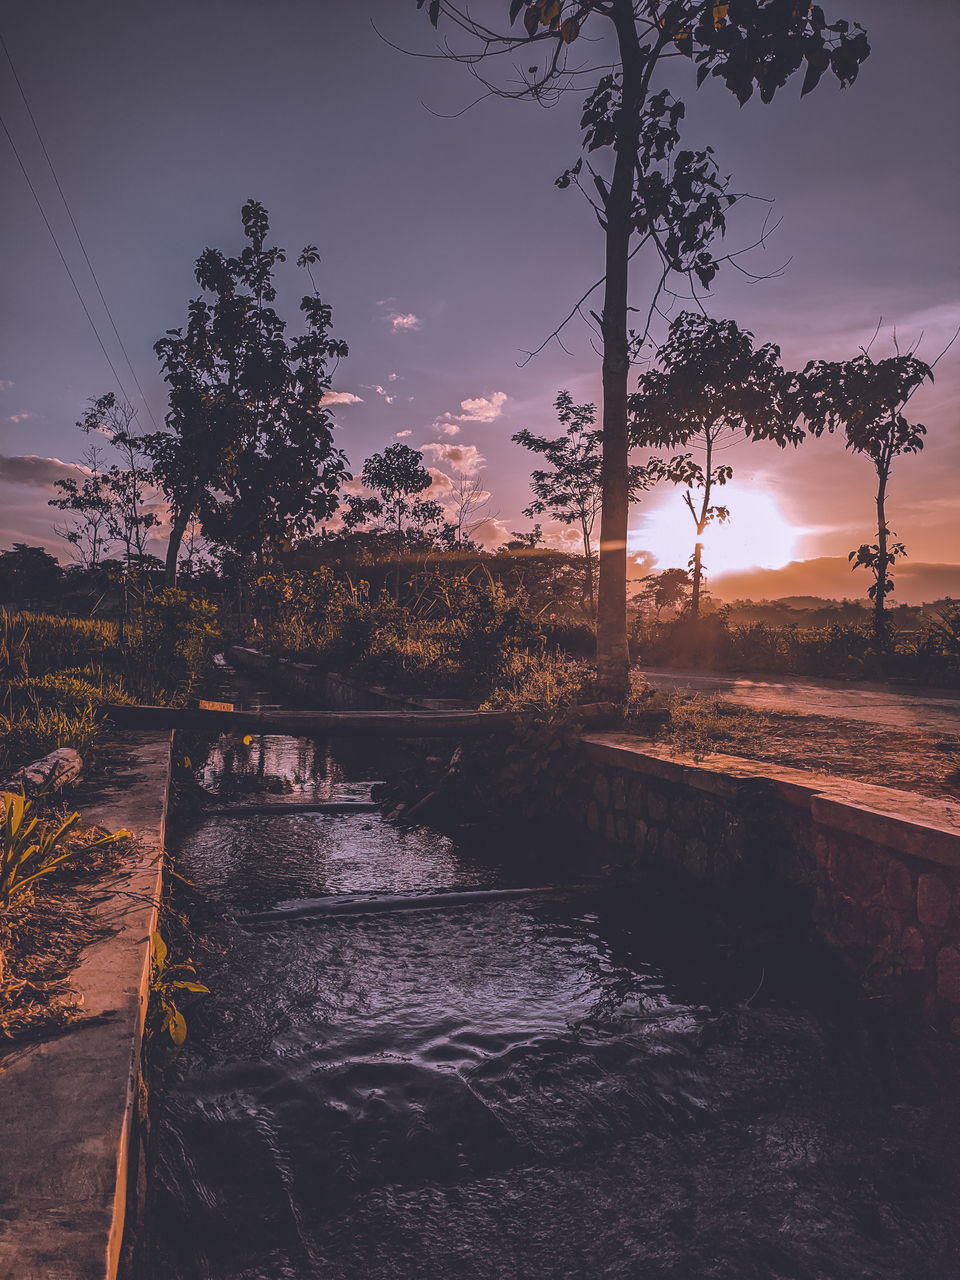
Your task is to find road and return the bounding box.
[639,668,960,737]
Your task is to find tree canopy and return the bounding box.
[630,311,802,615]
[799,348,932,640]
[150,201,348,581]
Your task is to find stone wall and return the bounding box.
[556,733,960,1036]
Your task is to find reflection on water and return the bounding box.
[144,713,960,1280]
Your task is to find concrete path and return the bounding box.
[639,668,960,737]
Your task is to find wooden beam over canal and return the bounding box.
[103,701,617,738]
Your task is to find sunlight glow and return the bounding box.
[629,482,802,577]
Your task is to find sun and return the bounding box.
[629,481,803,577]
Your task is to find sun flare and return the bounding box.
[629,482,802,578]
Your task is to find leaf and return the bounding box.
[172,980,211,994]
[560,16,579,43]
[428,0,441,27]
[510,0,525,20]
[524,5,539,37]
[152,931,167,969]
[168,1009,188,1047]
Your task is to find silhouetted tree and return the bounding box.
[0,544,63,604]
[417,0,869,697]
[799,348,932,642]
[630,312,802,617]
[514,390,658,614]
[150,202,348,581]
[345,443,434,599]
[49,443,114,570]
[634,566,692,618]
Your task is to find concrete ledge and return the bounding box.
[581,733,960,869]
[0,731,171,1280]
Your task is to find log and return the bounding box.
[1,748,83,796]
[102,701,620,740]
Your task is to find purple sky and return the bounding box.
[1,0,957,601]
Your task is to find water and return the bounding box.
[141,701,960,1280]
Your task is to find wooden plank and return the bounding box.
[103,701,618,739]
[103,702,526,738]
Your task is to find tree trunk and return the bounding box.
[690,540,704,619]
[595,9,644,701]
[874,463,889,644]
[164,487,203,586]
[582,521,595,615]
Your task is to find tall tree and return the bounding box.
[417,0,869,696]
[799,349,932,642]
[514,389,657,613]
[150,202,348,582]
[630,311,802,616]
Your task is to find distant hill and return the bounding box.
[712,557,960,607]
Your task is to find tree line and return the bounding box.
[37,196,934,654]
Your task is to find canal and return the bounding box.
[136,676,960,1279]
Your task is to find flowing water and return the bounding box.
[141,685,960,1280]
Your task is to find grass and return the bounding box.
[648,692,775,761]
[0,813,135,1044]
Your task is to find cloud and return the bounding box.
[395,429,413,438]
[0,454,84,488]
[7,412,37,425]
[388,372,399,382]
[389,312,421,332]
[426,468,453,496]
[421,442,485,476]
[0,380,14,393]
[431,391,507,435]
[468,516,510,549]
[320,390,364,406]
[457,392,506,423]
[364,383,397,405]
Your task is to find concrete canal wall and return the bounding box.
[0,732,172,1280]
[551,733,960,1035]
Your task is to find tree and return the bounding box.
[344,443,433,599]
[0,544,63,604]
[514,389,657,614]
[634,566,692,618]
[76,393,159,568]
[799,348,932,642]
[417,0,869,696]
[630,312,802,616]
[150,201,348,582]
[49,443,114,571]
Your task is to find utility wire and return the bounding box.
[0,30,159,428]
[0,108,132,407]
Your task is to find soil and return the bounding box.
[652,703,960,803]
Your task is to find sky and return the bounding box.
[1,0,957,603]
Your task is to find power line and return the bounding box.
[0,108,133,407]
[0,30,159,428]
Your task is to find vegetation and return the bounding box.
[150,200,348,582]
[630,312,803,615]
[0,790,130,909]
[514,390,658,613]
[799,345,932,642]
[418,0,869,697]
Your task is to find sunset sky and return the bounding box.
[1,0,957,603]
